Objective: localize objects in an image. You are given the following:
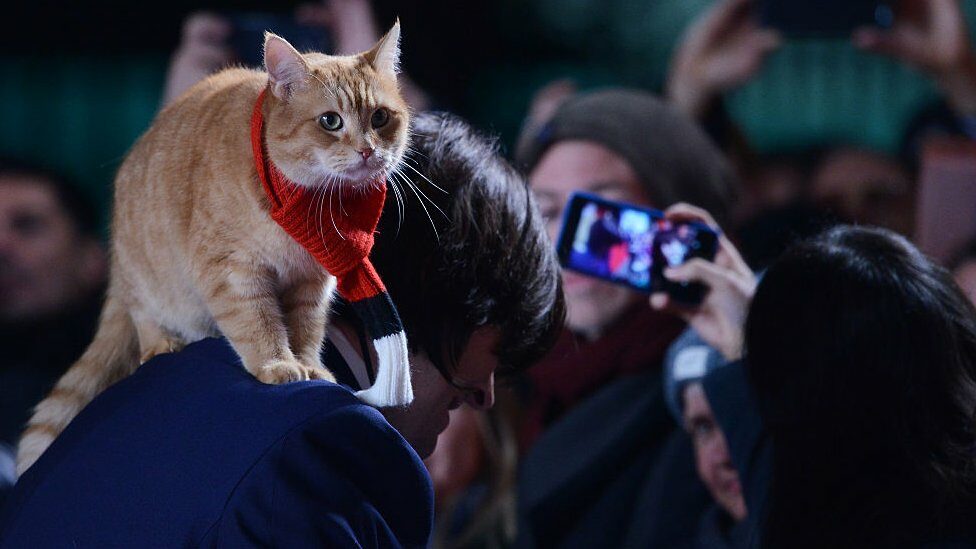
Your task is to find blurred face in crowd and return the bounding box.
[531,140,650,340]
[810,148,914,235]
[382,327,499,459]
[683,383,747,522]
[0,174,105,322]
[953,260,976,307]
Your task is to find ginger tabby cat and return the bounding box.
[17,23,410,475]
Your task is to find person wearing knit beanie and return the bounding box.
[522,87,738,343]
[518,88,738,228]
[515,88,740,547]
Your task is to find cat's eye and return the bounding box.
[319,112,343,131]
[371,108,390,129]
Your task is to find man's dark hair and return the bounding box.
[366,112,565,380]
[745,226,976,547]
[0,156,100,237]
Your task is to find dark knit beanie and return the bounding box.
[663,328,728,424]
[517,88,738,227]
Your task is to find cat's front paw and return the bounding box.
[304,364,336,383]
[256,359,310,384]
[256,359,336,384]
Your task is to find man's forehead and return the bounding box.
[533,180,635,200]
[0,175,61,210]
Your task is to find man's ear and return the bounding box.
[264,32,310,100]
[362,20,401,77]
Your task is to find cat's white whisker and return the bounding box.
[401,158,448,194]
[315,179,329,248]
[338,182,349,217]
[400,171,439,241]
[328,179,346,241]
[386,171,405,235]
[393,161,447,222]
[407,180,447,220]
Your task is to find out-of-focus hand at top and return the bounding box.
[666,0,782,119]
[296,0,380,55]
[650,203,757,362]
[162,12,233,107]
[854,0,976,115]
[515,79,577,159]
[297,0,432,110]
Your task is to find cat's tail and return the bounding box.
[16,291,139,477]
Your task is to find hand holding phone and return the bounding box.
[555,193,720,304]
[649,203,758,361]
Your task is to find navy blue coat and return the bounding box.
[0,338,433,548]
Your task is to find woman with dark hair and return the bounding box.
[653,205,976,547]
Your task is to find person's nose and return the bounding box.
[705,433,733,470]
[461,372,495,411]
[0,225,13,255]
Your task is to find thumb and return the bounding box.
[853,26,928,66]
[664,258,726,287]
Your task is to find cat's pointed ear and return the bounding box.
[363,20,401,77]
[263,32,310,100]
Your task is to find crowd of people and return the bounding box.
[3,0,976,547]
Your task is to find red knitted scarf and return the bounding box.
[250,89,411,406]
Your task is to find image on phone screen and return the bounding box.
[556,192,718,302]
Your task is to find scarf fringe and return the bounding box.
[356,331,413,407]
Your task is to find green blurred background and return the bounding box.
[3,0,975,229]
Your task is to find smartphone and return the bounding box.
[758,0,898,38]
[555,192,719,304]
[228,13,332,68]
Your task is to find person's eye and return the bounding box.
[371,108,390,129]
[539,205,560,224]
[319,112,343,131]
[692,420,715,440]
[12,213,46,238]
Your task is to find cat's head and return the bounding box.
[261,22,409,188]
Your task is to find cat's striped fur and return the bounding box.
[16,23,409,475]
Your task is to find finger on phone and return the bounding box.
[649,292,669,311]
[662,202,720,231]
[664,257,725,286]
[649,292,697,321]
[716,234,751,274]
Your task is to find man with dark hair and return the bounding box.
[1,112,564,547]
[0,158,107,446]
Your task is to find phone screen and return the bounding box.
[556,192,718,302]
[758,0,897,37]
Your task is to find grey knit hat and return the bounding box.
[517,88,738,227]
[663,328,728,423]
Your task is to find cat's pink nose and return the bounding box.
[359,148,374,161]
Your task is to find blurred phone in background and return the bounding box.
[914,138,976,264]
[759,0,899,37]
[556,193,719,304]
[228,13,331,68]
